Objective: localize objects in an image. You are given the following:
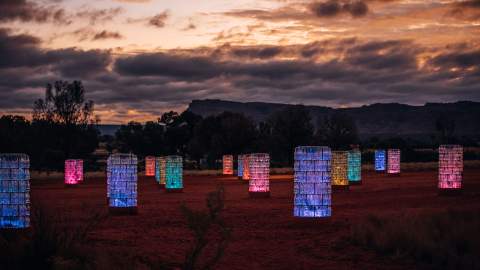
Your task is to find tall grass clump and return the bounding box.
[350,209,480,269]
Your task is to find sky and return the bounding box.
[0,0,479,124]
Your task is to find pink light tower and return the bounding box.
[438,145,463,193]
[65,159,83,186]
[248,153,270,198]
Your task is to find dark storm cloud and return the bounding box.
[344,40,420,70]
[148,11,169,28]
[0,27,479,119]
[310,0,369,18]
[92,30,123,40]
[429,50,480,69]
[0,28,111,76]
[0,0,69,24]
[231,46,283,59]
[76,7,123,25]
[115,53,220,79]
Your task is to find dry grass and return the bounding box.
[350,209,480,270]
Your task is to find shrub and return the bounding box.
[181,185,231,270]
[0,204,106,269]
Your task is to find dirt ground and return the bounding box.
[30,169,480,270]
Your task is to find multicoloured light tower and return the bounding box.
[332,151,349,190]
[387,149,401,175]
[242,154,251,181]
[0,154,30,229]
[374,150,386,172]
[155,156,166,188]
[107,153,137,214]
[166,155,183,192]
[294,146,332,218]
[65,159,83,186]
[347,150,361,185]
[237,155,244,179]
[438,145,463,193]
[145,156,156,176]
[223,155,234,175]
[248,153,270,197]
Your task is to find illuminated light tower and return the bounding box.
[374,150,386,172]
[155,156,166,188]
[387,149,401,175]
[107,153,138,215]
[438,145,463,195]
[242,154,251,182]
[237,155,244,180]
[332,151,349,191]
[0,154,30,229]
[294,146,332,218]
[65,159,83,186]
[222,155,234,175]
[165,155,183,193]
[347,150,362,185]
[145,156,156,177]
[248,153,270,198]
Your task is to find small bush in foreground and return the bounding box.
[181,185,231,270]
[350,210,480,269]
[0,205,106,270]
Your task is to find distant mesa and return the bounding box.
[187,99,480,140]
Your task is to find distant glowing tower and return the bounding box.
[294,146,331,218]
[237,155,244,179]
[155,156,166,187]
[107,153,137,214]
[0,154,30,228]
[166,155,183,192]
[65,159,83,186]
[248,153,270,197]
[145,156,156,176]
[438,145,463,191]
[242,154,251,181]
[375,150,386,172]
[332,151,349,190]
[387,149,401,175]
[347,150,361,184]
[223,155,234,175]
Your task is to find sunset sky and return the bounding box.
[1,0,479,123]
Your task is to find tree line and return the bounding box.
[0,80,476,171]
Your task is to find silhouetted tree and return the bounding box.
[266,105,314,166]
[33,81,95,126]
[30,80,99,170]
[188,112,257,166]
[315,112,358,150]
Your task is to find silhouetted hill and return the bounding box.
[187,99,480,140]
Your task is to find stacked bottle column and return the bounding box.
[347,150,361,184]
[107,154,137,208]
[237,155,244,178]
[438,145,463,190]
[145,156,156,176]
[387,149,401,175]
[332,151,349,188]
[374,150,386,172]
[294,146,331,217]
[248,153,270,196]
[65,159,83,185]
[223,155,234,175]
[166,156,183,191]
[0,154,30,228]
[155,156,166,186]
[242,154,251,181]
